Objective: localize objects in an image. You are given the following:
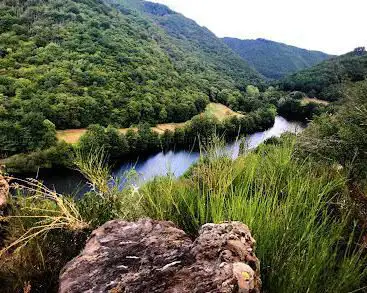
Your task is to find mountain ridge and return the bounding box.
[278,47,367,100]
[222,37,333,79]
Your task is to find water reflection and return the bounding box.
[112,116,305,184]
[34,116,305,194]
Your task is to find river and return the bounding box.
[31,116,305,195]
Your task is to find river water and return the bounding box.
[32,116,305,195]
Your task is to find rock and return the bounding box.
[0,175,9,209]
[59,219,261,293]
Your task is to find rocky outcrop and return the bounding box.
[0,175,9,209]
[59,219,260,293]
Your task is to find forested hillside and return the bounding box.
[279,47,367,100]
[134,1,260,88]
[0,0,261,156]
[223,37,332,79]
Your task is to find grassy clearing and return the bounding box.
[56,129,88,144]
[301,97,330,106]
[56,103,242,144]
[204,102,244,121]
[151,122,187,134]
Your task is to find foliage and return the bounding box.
[3,142,74,173]
[0,149,142,292]
[277,96,327,121]
[0,179,88,257]
[0,228,88,293]
[298,80,367,181]
[0,114,57,156]
[140,1,262,89]
[2,137,367,292]
[75,105,277,160]
[74,148,143,227]
[0,179,89,292]
[223,37,332,79]
[140,139,367,292]
[0,0,261,157]
[279,49,367,100]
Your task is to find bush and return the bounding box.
[3,142,74,173]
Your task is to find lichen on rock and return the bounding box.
[59,219,261,293]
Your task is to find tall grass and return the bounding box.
[0,149,142,292]
[141,139,367,292]
[2,139,366,292]
[74,148,143,226]
[0,178,90,292]
[0,178,88,257]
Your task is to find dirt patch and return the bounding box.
[301,97,330,106]
[205,103,244,121]
[118,127,138,135]
[56,129,88,144]
[56,103,243,144]
[154,122,187,133]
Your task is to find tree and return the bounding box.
[105,126,129,158]
[246,85,260,98]
[79,124,106,153]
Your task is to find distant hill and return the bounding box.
[222,38,333,79]
[278,47,367,101]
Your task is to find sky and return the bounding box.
[150,0,367,55]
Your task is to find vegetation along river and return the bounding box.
[32,116,305,195]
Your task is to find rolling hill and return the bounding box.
[278,47,367,100]
[222,37,332,79]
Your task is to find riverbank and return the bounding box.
[31,116,305,195]
[56,103,243,144]
[2,138,366,293]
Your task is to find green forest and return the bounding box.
[1,0,324,166]
[0,0,331,167]
[223,37,332,79]
[0,0,262,157]
[279,47,367,100]
[1,0,367,292]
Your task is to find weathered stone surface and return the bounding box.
[0,175,9,209]
[59,219,260,293]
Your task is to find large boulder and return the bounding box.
[0,175,9,209]
[59,219,261,293]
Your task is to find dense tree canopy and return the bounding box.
[0,0,263,157]
[279,49,367,100]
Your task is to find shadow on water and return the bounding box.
[17,116,305,196]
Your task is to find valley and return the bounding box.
[0,0,366,292]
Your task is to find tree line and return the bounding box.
[4,105,277,173]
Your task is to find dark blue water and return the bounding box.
[34,116,305,195]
